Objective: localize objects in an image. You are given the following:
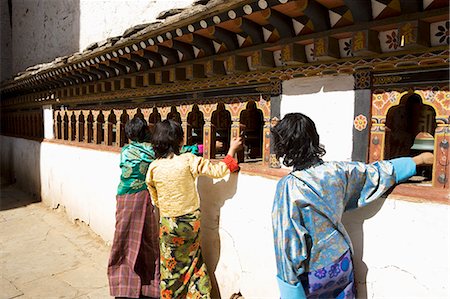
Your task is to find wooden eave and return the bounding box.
[1,0,449,107]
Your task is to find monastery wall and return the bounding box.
[281,75,356,162]
[0,0,13,81]
[1,75,448,298]
[10,0,195,75]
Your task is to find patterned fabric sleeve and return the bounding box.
[343,158,416,211]
[189,153,231,178]
[272,179,310,287]
[145,165,159,207]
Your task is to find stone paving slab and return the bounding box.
[0,182,111,299]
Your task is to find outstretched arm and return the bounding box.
[344,152,434,210]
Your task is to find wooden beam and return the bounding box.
[126,53,151,71]
[233,17,263,45]
[86,66,108,80]
[137,49,163,68]
[281,43,307,65]
[105,60,128,75]
[116,57,138,73]
[96,64,117,77]
[204,60,226,77]
[313,37,340,60]
[207,26,238,52]
[261,9,294,38]
[352,30,381,56]
[292,16,314,36]
[225,55,248,74]
[249,50,275,71]
[156,45,179,65]
[186,64,205,80]
[343,0,371,22]
[303,0,330,31]
[166,40,195,61]
[398,20,430,49]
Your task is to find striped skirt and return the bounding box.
[108,190,160,298]
[159,209,211,299]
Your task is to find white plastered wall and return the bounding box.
[1,135,449,298]
[11,0,195,74]
[281,75,355,162]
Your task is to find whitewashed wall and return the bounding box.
[1,135,449,299]
[1,0,12,81]
[78,0,194,51]
[11,0,195,74]
[281,75,355,162]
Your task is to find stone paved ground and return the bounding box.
[0,180,111,299]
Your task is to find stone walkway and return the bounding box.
[0,181,111,299]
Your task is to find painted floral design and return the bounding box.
[354,114,368,131]
[354,71,370,89]
[441,93,450,110]
[343,40,353,57]
[435,21,449,45]
[385,30,399,49]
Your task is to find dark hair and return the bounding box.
[152,119,184,158]
[271,113,326,170]
[125,117,150,142]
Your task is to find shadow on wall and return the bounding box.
[342,197,387,299]
[198,173,239,299]
[282,75,354,95]
[0,137,42,211]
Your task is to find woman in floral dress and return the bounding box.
[146,119,241,298]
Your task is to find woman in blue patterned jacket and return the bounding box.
[270,113,433,299]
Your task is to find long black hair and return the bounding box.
[151,119,184,158]
[271,113,326,170]
[125,117,150,142]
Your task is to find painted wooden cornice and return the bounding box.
[1,0,449,107]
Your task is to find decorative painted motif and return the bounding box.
[413,90,450,118]
[305,44,316,62]
[352,31,366,52]
[339,38,353,58]
[373,75,402,86]
[354,71,371,89]
[354,114,368,131]
[370,89,450,189]
[431,20,450,46]
[314,38,326,57]
[398,22,416,45]
[381,30,400,52]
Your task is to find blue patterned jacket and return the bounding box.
[272,158,416,298]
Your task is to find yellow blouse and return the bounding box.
[145,153,230,217]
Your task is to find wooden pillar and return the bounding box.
[67,112,73,141]
[53,111,59,139]
[74,111,80,142]
[114,109,124,147]
[199,103,216,159]
[262,119,271,166]
[203,118,212,159]
[182,117,189,145]
[233,119,244,162]
[103,110,111,146]
[92,110,100,144]
[83,110,89,144]
[433,124,449,189]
